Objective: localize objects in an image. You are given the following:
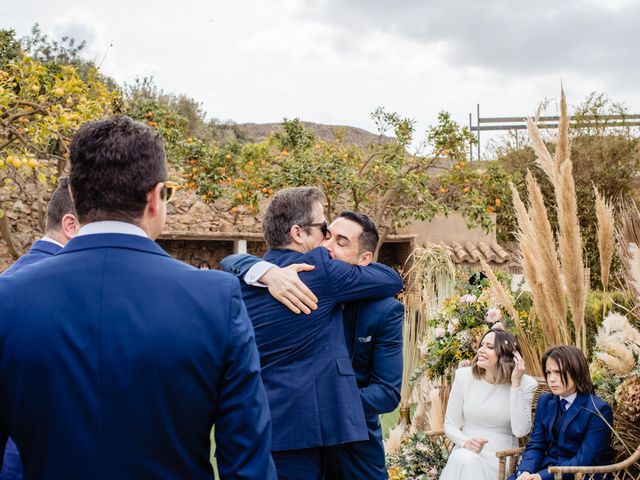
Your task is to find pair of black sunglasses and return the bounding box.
[300,220,328,237]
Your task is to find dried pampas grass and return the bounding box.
[616,203,640,318]
[511,176,569,348]
[595,187,616,292]
[479,257,543,376]
[385,425,404,453]
[518,88,588,352]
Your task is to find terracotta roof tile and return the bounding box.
[424,241,511,265]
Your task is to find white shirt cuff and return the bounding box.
[244,261,273,287]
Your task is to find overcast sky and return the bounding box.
[2,0,639,157]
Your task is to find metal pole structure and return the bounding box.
[469,112,473,161]
[477,104,481,161]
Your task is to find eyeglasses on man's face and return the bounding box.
[300,220,328,237]
[162,181,179,202]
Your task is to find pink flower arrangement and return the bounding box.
[485,307,502,324]
[460,294,477,304]
[447,323,457,335]
[435,326,446,338]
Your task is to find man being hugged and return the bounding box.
[221,188,403,480]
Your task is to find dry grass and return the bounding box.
[511,174,570,348]
[616,202,640,318]
[479,257,544,376]
[595,187,616,292]
[519,89,588,352]
[400,247,456,415]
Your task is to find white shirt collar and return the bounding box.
[561,392,578,406]
[41,236,65,248]
[77,221,148,238]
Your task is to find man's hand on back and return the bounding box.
[260,264,318,314]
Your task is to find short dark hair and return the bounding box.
[472,329,522,384]
[337,211,379,253]
[262,187,324,249]
[69,116,167,224]
[542,345,594,394]
[45,177,76,232]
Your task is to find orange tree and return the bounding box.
[190,110,512,258]
[0,29,119,257]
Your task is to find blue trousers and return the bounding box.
[272,448,324,480]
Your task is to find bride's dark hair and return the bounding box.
[471,328,522,384]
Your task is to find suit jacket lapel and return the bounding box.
[558,392,588,441]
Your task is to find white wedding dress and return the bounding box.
[439,367,538,480]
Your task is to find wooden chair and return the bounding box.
[545,444,640,479]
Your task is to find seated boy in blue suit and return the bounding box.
[512,345,613,480]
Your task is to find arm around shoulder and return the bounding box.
[321,248,403,302]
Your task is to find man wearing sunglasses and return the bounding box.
[220,187,403,480]
[0,116,276,479]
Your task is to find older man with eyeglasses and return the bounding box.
[221,187,403,480]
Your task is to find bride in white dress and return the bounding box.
[439,329,538,480]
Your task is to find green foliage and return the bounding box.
[0,37,119,255]
[0,29,22,67]
[194,109,504,256]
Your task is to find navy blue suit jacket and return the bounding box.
[324,298,403,480]
[0,233,276,479]
[0,239,61,480]
[1,239,61,276]
[516,392,613,480]
[221,248,403,452]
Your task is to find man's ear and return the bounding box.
[61,214,79,241]
[147,182,164,217]
[357,251,373,266]
[289,224,304,245]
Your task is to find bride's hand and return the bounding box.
[463,437,488,453]
[511,351,526,387]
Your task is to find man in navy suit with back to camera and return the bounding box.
[221,189,403,480]
[0,177,78,480]
[0,116,276,479]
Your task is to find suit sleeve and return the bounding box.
[359,301,403,415]
[516,395,551,477]
[220,253,262,278]
[213,278,277,480]
[443,368,471,448]
[323,253,403,302]
[536,400,613,480]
